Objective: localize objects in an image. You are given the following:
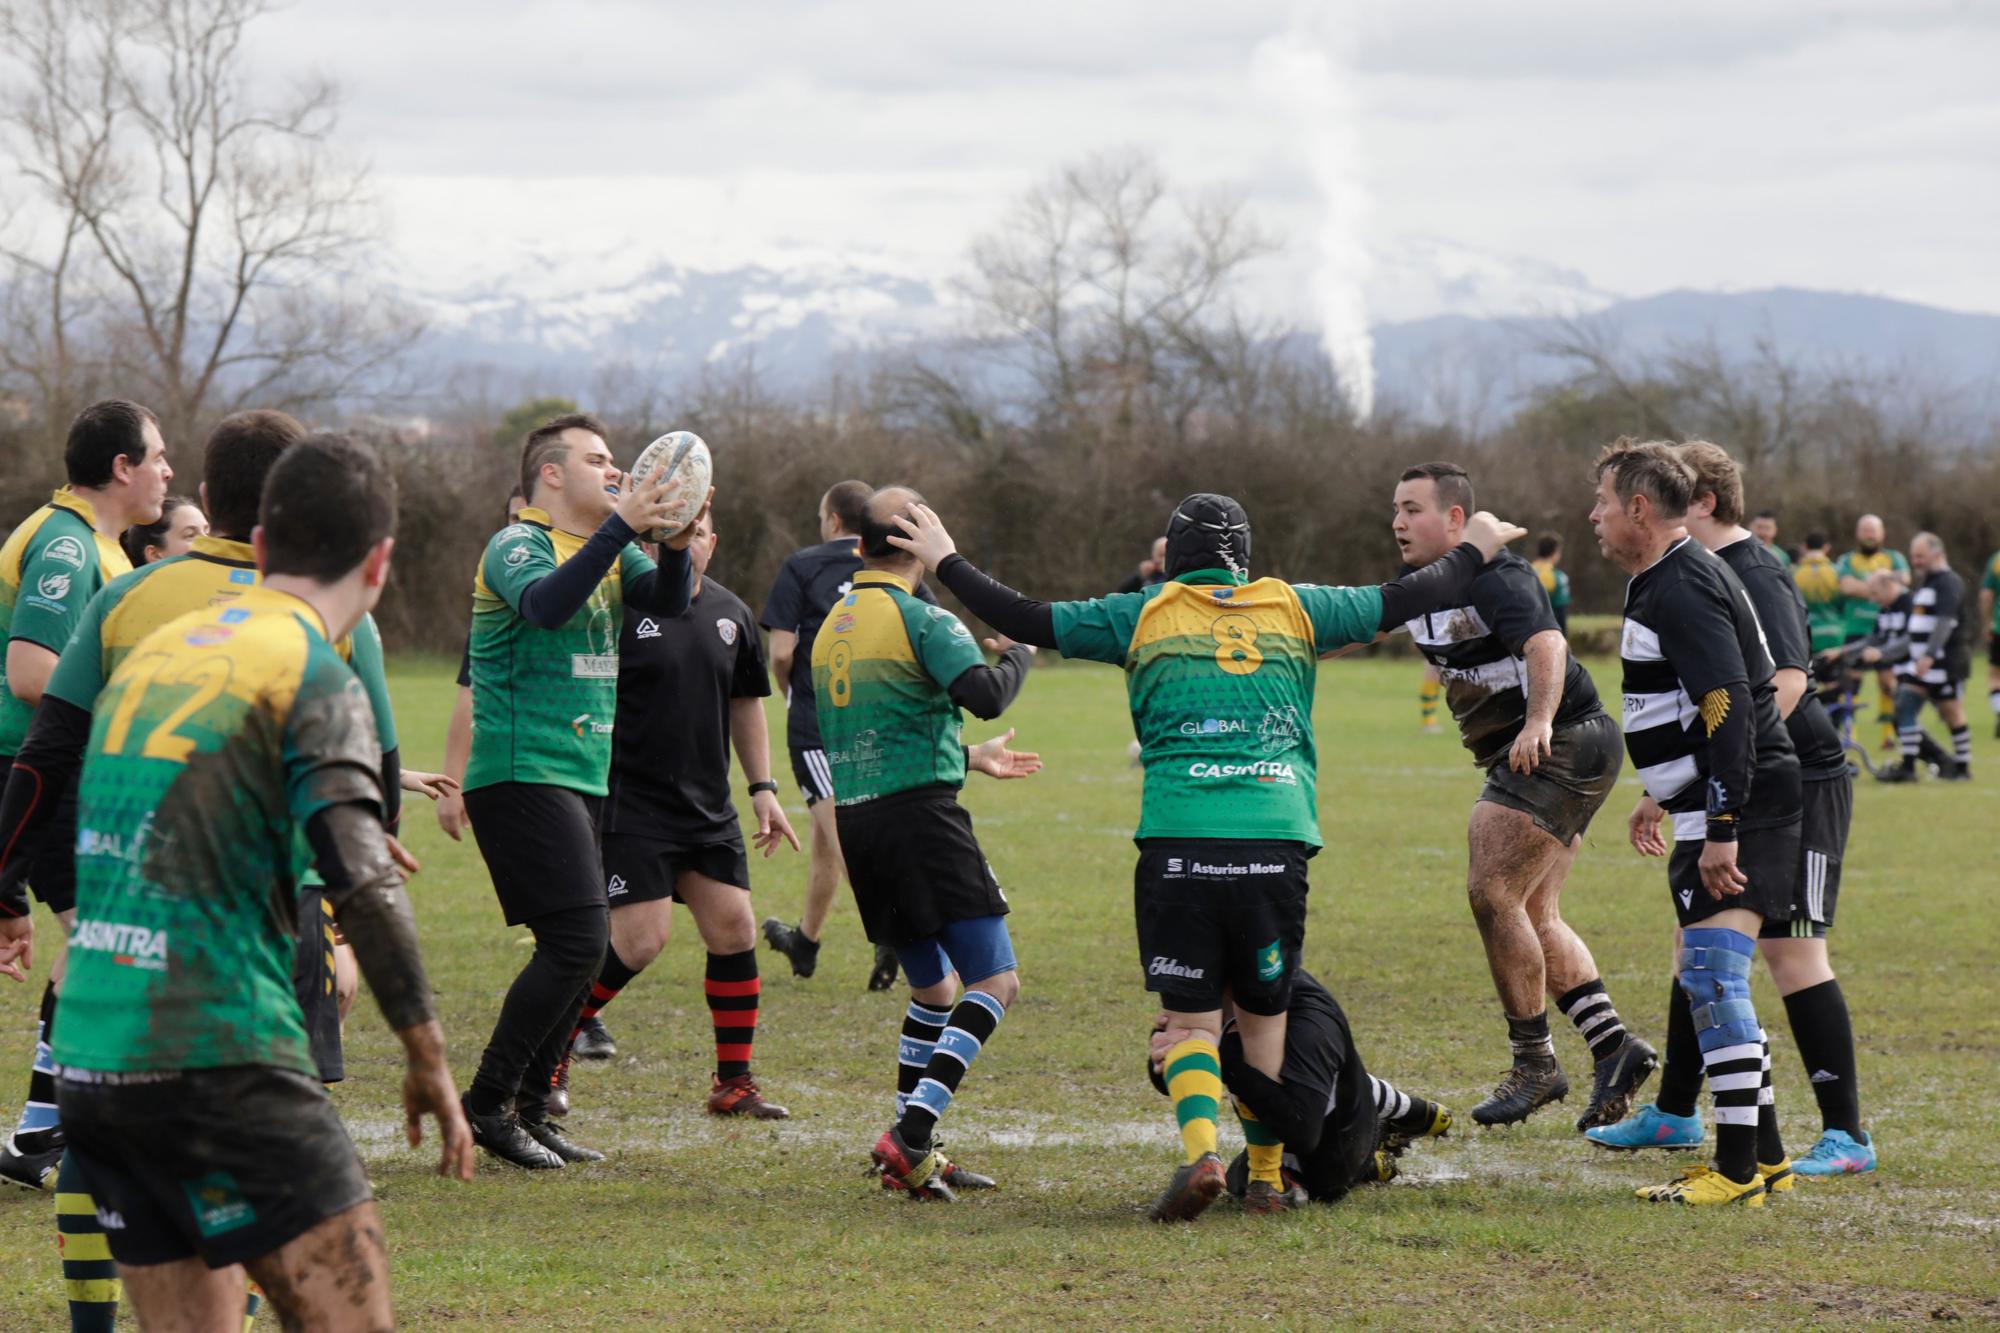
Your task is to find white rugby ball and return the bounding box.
[627,431,712,543]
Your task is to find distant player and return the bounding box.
[459,413,702,1170]
[1147,971,1451,1204]
[1115,536,1169,594]
[1590,438,1796,1205]
[1979,547,2000,738]
[1531,533,1572,635]
[1390,464,1654,1132]
[811,487,1042,1201]
[1793,532,1846,656]
[48,434,473,1329]
[118,495,206,568]
[1836,515,1910,749]
[892,491,1523,1220]
[760,481,936,992]
[0,399,170,1192]
[1870,534,1972,782]
[557,513,800,1121]
[1590,442,1874,1176]
[1750,510,1792,567]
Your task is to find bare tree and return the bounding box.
[0,0,418,444]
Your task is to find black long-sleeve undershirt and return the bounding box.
[0,694,92,918]
[305,801,435,1032]
[1701,680,1757,843]
[946,645,1035,720]
[515,513,693,629]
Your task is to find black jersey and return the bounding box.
[1619,537,1800,831]
[604,577,769,845]
[1714,536,1847,784]
[1401,550,1603,765]
[760,537,934,751]
[1220,970,1378,1203]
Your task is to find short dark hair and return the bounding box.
[520,412,609,502]
[260,434,397,581]
[120,495,200,567]
[1592,437,1693,520]
[1536,532,1563,560]
[1804,531,1828,551]
[65,399,158,488]
[859,484,924,559]
[1753,509,1778,522]
[823,479,871,534]
[1398,461,1475,519]
[204,410,306,538]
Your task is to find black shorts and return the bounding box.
[601,832,750,905]
[1133,840,1309,1017]
[1896,673,1964,703]
[464,782,605,926]
[836,787,1006,947]
[1477,713,1623,845]
[1667,819,1800,928]
[57,1066,371,1269]
[1989,636,2000,670]
[1760,775,1852,940]
[791,747,836,807]
[292,890,343,1083]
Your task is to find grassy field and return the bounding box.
[2,653,1996,1329]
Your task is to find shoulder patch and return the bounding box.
[716,618,738,646]
[43,535,87,570]
[503,543,533,568]
[36,571,72,601]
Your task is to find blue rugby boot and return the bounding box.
[1584,1103,1704,1151]
[1793,1128,1876,1176]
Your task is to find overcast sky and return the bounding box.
[254,0,1998,322]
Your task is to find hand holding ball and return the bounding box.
[620,432,713,547]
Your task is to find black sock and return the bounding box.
[1556,979,1629,1063]
[14,981,60,1152]
[1755,1040,1784,1165]
[1783,979,1862,1138]
[1505,1011,1554,1061]
[897,991,1006,1150]
[1655,980,1703,1118]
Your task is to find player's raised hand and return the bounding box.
[0,914,32,982]
[1461,511,1529,561]
[1698,839,1749,900]
[663,488,715,551]
[969,728,1042,780]
[1627,795,1668,857]
[613,465,680,536]
[751,788,800,857]
[887,503,957,571]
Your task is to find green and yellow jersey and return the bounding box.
[811,571,986,804]
[0,489,132,754]
[1792,550,1846,654]
[465,506,653,796]
[53,587,384,1075]
[1050,571,1382,846]
[1834,547,1909,640]
[1531,558,1571,612]
[1982,550,2000,636]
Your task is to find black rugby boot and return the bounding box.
[1471,1056,1569,1127]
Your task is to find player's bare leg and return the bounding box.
[242,1200,391,1332]
[117,1257,247,1332]
[1465,803,1571,1125]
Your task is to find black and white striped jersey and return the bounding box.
[1401,550,1604,765]
[1713,536,1848,784]
[1875,567,1969,687]
[1619,537,1800,832]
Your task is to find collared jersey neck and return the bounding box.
[853,569,916,593]
[242,583,331,641]
[48,487,104,531]
[190,534,255,566]
[1172,568,1247,587]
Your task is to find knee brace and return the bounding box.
[1678,928,1759,1053]
[1894,685,1926,729]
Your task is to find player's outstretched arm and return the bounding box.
[967,727,1043,780]
[1374,512,1528,632]
[890,504,1062,648]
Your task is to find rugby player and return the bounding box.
[118,495,207,568]
[0,400,170,1192]
[47,433,473,1330]
[1868,535,1972,782]
[1750,510,1792,567]
[890,491,1524,1219]
[1390,464,1655,1131]
[1531,533,1572,635]
[760,480,936,992]
[1836,515,1910,749]
[1146,973,1453,1205]
[1115,536,1169,594]
[558,514,800,1120]
[1589,443,1874,1175]
[459,413,703,1170]
[1793,533,1846,656]
[812,487,1043,1202]
[1589,439,1797,1206]
[1983,546,2000,737]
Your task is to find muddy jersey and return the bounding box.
[0,489,132,753]
[54,588,384,1075]
[1400,550,1602,766]
[1051,572,1382,846]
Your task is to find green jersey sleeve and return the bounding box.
[1983,553,2000,597]
[481,524,558,612]
[1890,550,1910,574]
[284,638,387,829]
[906,599,987,689]
[10,534,97,652]
[1050,592,1151,665]
[43,582,117,711]
[1293,584,1385,653]
[618,543,657,584]
[346,612,398,752]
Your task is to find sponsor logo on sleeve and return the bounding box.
[716,618,738,645]
[607,874,628,898]
[36,571,72,601]
[43,535,87,569]
[503,543,532,568]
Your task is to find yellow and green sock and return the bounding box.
[1235,1097,1284,1187]
[56,1155,118,1333]
[1164,1038,1223,1164]
[1420,678,1442,728]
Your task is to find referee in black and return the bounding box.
[1591,437,1798,1208]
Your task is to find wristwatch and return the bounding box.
[747,780,780,796]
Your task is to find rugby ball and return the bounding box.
[627,431,712,543]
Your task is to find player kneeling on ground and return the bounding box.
[44,435,473,1329]
[889,492,1523,1221]
[1147,973,1452,1207]
[813,487,1044,1201]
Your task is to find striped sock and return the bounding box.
[1370,1074,1411,1123]
[1235,1098,1284,1186]
[1370,1076,1442,1137]
[1951,725,1971,771]
[569,946,640,1046]
[13,981,60,1152]
[1506,1011,1554,1061]
[1756,1039,1784,1165]
[896,1001,951,1118]
[1556,979,1629,1063]
[56,1154,118,1332]
[1164,1038,1224,1164]
[898,990,1006,1149]
[1702,1031,1765,1183]
[1898,723,1923,761]
[706,950,759,1081]
[1419,678,1441,727]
